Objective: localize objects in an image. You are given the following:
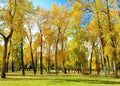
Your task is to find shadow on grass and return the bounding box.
[64,79,120,84]
[1,76,120,85]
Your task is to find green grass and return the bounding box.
[0,72,120,86]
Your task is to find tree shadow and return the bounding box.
[1,76,119,85]
[64,79,120,84]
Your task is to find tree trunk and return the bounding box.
[1,39,8,78]
[30,43,36,75]
[90,48,93,74]
[112,52,118,78]
[21,38,25,75]
[103,58,107,77]
[28,25,36,75]
[48,45,51,73]
[11,59,14,72]
[6,51,10,73]
[35,48,38,72]
[107,56,110,75]
[55,41,58,74]
[94,48,100,75]
[40,33,43,75]
[106,0,118,78]
[62,41,66,74]
[55,28,60,74]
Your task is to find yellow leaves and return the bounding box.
[70,3,83,17]
[109,0,116,2]
[114,23,120,32]
[4,11,11,21]
[104,45,114,58]
[69,3,83,28]
[83,3,89,9]
[51,3,58,17]
[33,33,41,48]
[110,9,119,19]
[88,20,99,39]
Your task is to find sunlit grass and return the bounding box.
[0,71,120,86]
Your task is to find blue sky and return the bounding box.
[32,0,67,9]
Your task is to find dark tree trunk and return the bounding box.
[30,43,36,75]
[28,25,36,75]
[21,38,25,75]
[107,56,110,75]
[35,48,38,72]
[103,58,107,77]
[95,50,100,75]
[40,33,43,75]
[11,59,14,72]
[6,51,10,73]
[1,39,8,78]
[1,30,13,78]
[48,45,51,73]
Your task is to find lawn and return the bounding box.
[0,72,120,86]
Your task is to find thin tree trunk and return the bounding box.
[40,33,43,75]
[95,52,100,75]
[90,47,93,74]
[55,41,58,74]
[103,57,107,77]
[48,45,51,73]
[28,25,36,75]
[30,43,36,75]
[107,56,110,75]
[11,58,14,72]
[35,48,38,72]
[62,41,66,74]
[21,38,25,75]
[6,51,10,73]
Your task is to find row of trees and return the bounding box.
[0,0,120,78]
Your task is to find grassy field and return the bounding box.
[0,72,120,86]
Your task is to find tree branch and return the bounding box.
[7,29,13,40]
[0,32,6,39]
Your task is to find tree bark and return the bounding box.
[62,41,66,74]
[103,58,107,77]
[107,56,110,75]
[1,39,8,78]
[6,38,11,72]
[21,38,25,75]
[28,25,36,75]
[40,33,43,75]
[106,0,118,78]
[30,42,36,75]
[55,41,58,74]
[6,51,10,73]
[55,27,60,74]
[90,46,93,74]
[11,58,14,72]
[48,45,51,73]
[35,48,38,72]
